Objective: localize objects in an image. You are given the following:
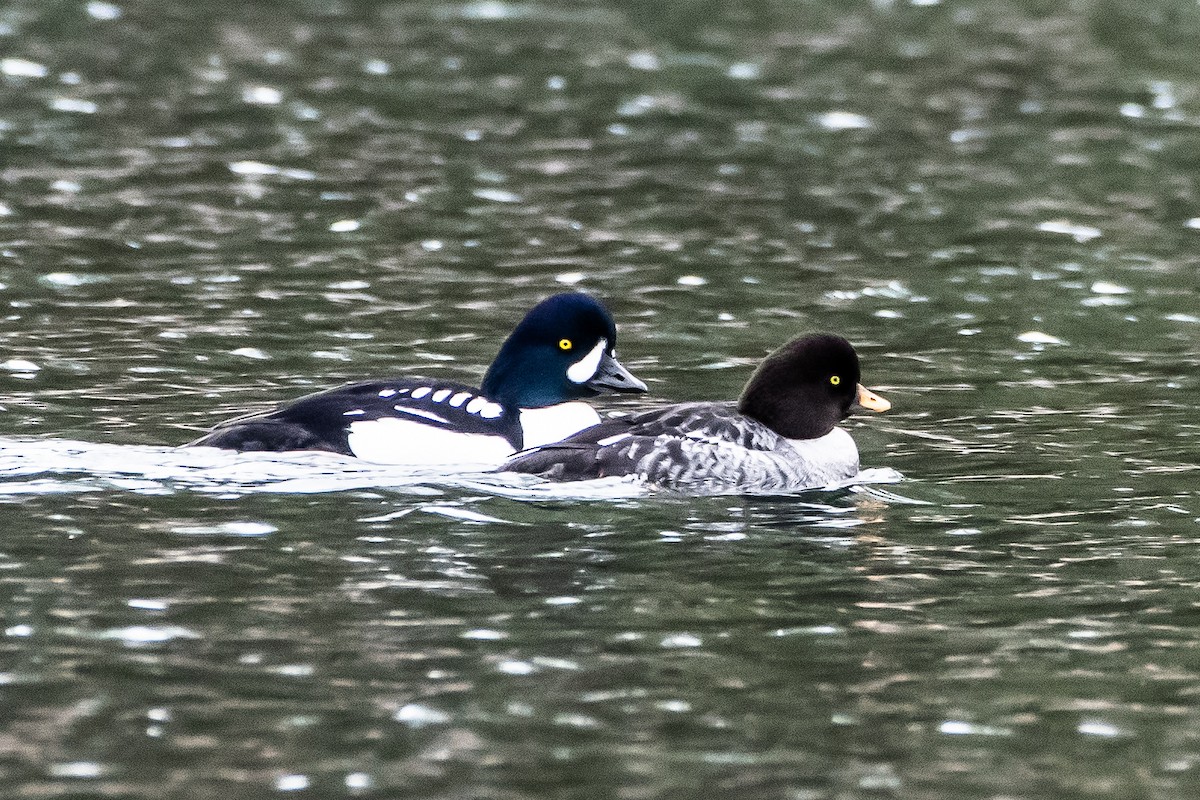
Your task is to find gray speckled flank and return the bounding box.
[503,402,862,493]
[629,424,859,492]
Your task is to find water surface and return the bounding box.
[3,0,1200,798]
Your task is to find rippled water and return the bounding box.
[4,0,1200,797]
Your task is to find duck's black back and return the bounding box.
[191,378,524,454]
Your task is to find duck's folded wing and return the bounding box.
[501,402,784,482]
[499,419,646,480]
[191,378,523,453]
[606,402,780,449]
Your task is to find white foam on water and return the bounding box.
[0,437,908,504]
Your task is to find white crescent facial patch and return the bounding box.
[566,338,607,384]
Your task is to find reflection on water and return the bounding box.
[4,0,1200,797]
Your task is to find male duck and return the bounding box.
[189,293,647,466]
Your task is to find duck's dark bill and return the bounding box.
[855,384,891,412]
[586,352,648,394]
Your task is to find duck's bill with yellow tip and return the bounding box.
[854,384,891,413]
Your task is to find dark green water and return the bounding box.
[3,0,1200,797]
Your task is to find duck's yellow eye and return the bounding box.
[559,338,573,351]
[830,375,841,386]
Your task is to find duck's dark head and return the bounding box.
[737,333,889,440]
[481,293,647,408]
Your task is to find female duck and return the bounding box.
[189,293,647,466]
[501,333,889,492]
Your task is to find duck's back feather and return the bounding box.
[191,378,524,456]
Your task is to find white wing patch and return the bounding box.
[342,409,366,416]
[566,338,607,384]
[411,387,432,399]
[431,388,452,402]
[346,418,514,466]
[520,401,601,448]
[684,430,728,446]
[393,406,449,424]
[449,391,471,407]
[597,432,633,447]
[378,388,397,398]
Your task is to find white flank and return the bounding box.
[520,402,601,448]
[566,338,607,384]
[346,418,514,465]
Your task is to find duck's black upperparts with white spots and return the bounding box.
[188,293,647,466]
[500,333,890,493]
